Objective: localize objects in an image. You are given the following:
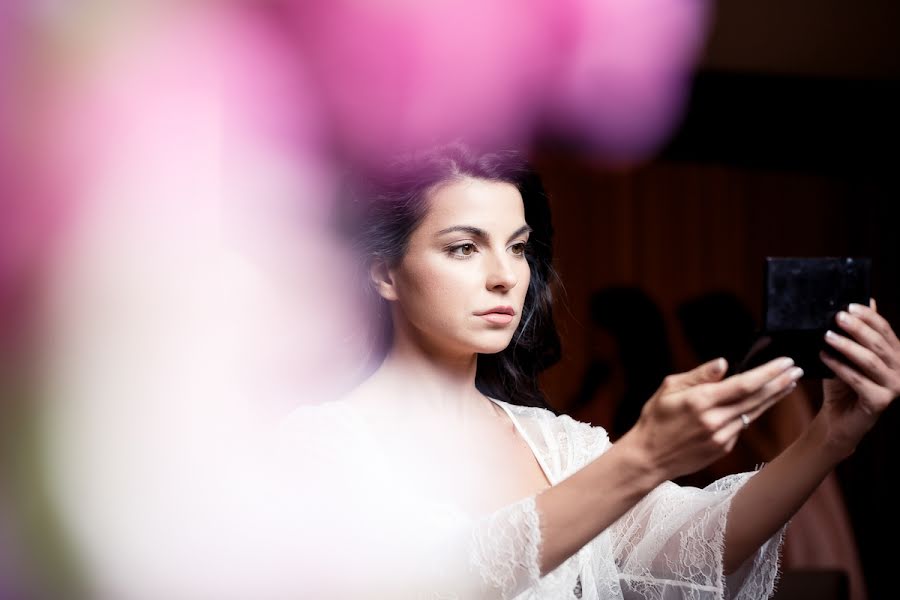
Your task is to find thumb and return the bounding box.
[671,357,728,391]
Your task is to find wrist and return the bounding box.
[803,413,856,464]
[612,426,669,492]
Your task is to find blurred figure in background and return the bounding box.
[568,287,673,439]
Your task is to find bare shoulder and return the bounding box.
[493,399,611,464]
[494,398,604,433]
[280,377,382,425]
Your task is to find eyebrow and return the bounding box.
[435,224,532,243]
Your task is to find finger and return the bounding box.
[847,302,900,352]
[742,378,798,423]
[824,329,892,386]
[704,356,796,405]
[715,388,787,439]
[714,384,793,446]
[707,367,801,427]
[665,357,728,392]
[721,367,802,422]
[713,418,744,454]
[871,297,877,312]
[820,351,884,411]
[835,310,899,368]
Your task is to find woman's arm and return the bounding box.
[724,300,900,573]
[535,355,799,576]
[721,413,842,574]
[535,429,662,575]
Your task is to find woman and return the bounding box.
[287,143,900,599]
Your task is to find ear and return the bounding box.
[369,259,399,302]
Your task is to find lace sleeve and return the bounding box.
[610,471,785,600]
[467,495,543,599]
[413,495,543,600]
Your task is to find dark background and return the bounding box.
[535,2,900,599]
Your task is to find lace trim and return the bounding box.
[620,573,720,592]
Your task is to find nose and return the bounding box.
[485,251,518,291]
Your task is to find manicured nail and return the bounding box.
[837,311,850,324]
[713,358,726,373]
[848,303,864,315]
[789,367,804,380]
[826,330,839,341]
[778,357,795,369]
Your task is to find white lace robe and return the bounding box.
[283,398,784,600]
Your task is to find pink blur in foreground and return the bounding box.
[0,0,711,597]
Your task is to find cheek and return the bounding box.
[398,257,475,314]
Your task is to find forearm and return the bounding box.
[722,415,848,573]
[535,432,664,575]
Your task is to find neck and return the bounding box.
[362,324,496,421]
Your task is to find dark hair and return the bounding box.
[339,142,561,411]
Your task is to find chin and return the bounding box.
[470,333,517,355]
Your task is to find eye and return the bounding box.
[448,243,477,258]
[510,242,528,256]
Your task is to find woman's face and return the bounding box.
[384,177,532,357]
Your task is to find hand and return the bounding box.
[818,298,900,457]
[624,356,802,481]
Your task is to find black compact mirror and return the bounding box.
[728,257,872,379]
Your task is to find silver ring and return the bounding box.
[739,413,751,430]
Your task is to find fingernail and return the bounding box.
[848,303,864,315]
[826,330,839,341]
[789,367,804,380]
[713,358,726,373]
[778,357,795,369]
[837,311,850,324]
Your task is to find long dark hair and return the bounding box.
[339,142,561,411]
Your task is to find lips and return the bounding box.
[475,306,516,317]
[475,306,516,325]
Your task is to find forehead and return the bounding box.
[420,177,525,231]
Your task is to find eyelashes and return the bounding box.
[447,243,477,258]
[446,241,528,259]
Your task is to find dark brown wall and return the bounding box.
[532,148,899,600]
[534,157,897,408]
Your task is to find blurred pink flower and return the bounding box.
[277,0,710,162]
[283,0,569,161]
[0,1,716,597]
[547,0,712,159]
